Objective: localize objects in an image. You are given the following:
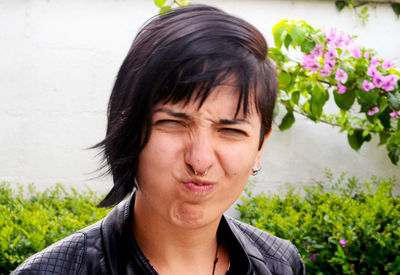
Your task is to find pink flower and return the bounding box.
[309,253,320,263]
[324,29,337,45]
[323,29,352,47]
[311,44,324,57]
[390,111,400,120]
[382,59,394,70]
[324,48,338,60]
[301,54,321,72]
[362,80,374,92]
[343,34,352,46]
[303,62,320,72]
[382,74,399,91]
[333,33,344,47]
[367,65,381,79]
[320,68,331,77]
[349,44,362,59]
[368,107,379,116]
[325,59,336,70]
[339,239,346,248]
[302,53,314,63]
[383,83,394,91]
[337,83,347,94]
[389,74,399,84]
[370,56,380,67]
[364,51,370,59]
[335,68,348,83]
[373,75,384,88]
[309,63,321,72]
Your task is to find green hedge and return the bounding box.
[2,175,399,275]
[237,172,400,275]
[0,183,110,274]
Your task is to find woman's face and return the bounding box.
[135,85,265,228]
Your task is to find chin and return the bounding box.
[171,203,220,228]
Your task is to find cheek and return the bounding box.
[137,134,182,185]
[145,133,182,159]
[218,144,257,177]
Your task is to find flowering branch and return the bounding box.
[271,19,400,165]
[279,98,392,135]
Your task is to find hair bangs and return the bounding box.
[151,47,263,122]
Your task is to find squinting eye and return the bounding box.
[155,119,185,127]
[220,128,247,136]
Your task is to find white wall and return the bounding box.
[1,0,399,196]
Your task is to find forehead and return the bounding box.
[153,84,260,121]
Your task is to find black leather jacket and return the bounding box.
[13,194,305,275]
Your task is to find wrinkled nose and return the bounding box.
[184,131,216,176]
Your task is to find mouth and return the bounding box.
[182,179,215,193]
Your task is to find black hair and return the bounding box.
[94,4,278,207]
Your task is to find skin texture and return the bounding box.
[133,85,266,274]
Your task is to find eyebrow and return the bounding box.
[153,108,192,120]
[153,108,250,125]
[218,118,250,125]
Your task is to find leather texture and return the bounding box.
[12,194,305,275]
[228,218,304,275]
[12,233,86,274]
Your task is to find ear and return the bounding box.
[255,127,272,165]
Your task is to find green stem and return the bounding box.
[173,0,182,6]
[278,99,391,135]
[353,2,369,8]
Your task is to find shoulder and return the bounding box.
[225,216,305,275]
[11,221,102,275]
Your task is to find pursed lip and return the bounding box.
[182,178,216,193]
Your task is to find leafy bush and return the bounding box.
[237,173,400,274]
[0,182,110,274]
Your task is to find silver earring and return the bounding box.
[252,165,261,176]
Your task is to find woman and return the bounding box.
[13,4,305,275]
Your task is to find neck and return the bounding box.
[132,192,225,275]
